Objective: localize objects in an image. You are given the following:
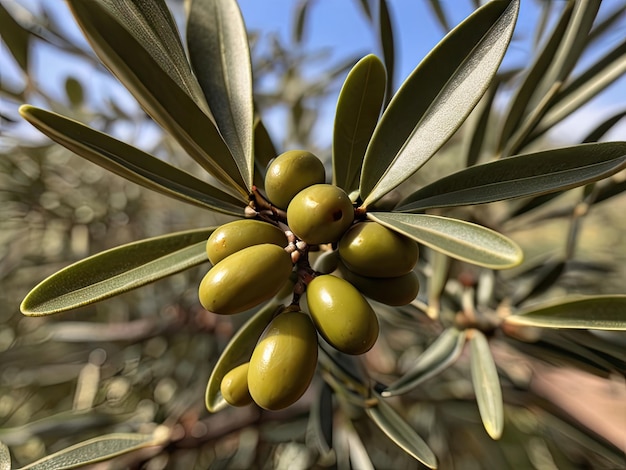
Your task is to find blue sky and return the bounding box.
[2,0,625,147]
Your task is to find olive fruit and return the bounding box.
[248,311,318,410]
[199,244,292,315]
[206,219,287,265]
[220,363,253,407]
[338,222,418,278]
[264,150,326,209]
[335,261,419,306]
[306,275,379,355]
[287,184,354,245]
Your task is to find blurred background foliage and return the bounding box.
[0,0,625,468]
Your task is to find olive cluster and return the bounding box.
[198,150,419,411]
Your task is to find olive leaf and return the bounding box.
[252,116,278,188]
[65,0,249,197]
[205,301,278,412]
[16,431,166,470]
[366,395,438,468]
[187,0,254,190]
[367,212,523,269]
[0,2,30,72]
[306,381,334,458]
[469,329,503,440]
[21,228,215,316]
[396,142,626,212]
[378,0,395,105]
[498,1,574,151]
[19,105,246,217]
[382,327,465,397]
[502,0,602,156]
[505,295,626,330]
[332,54,386,193]
[359,0,519,208]
[529,39,626,141]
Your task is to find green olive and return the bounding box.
[206,219,287,265]
[264,150,326,209]
[306,275,379,355]
[248,311,318,410]
[335,261,419,306]
[220,363,253,407]
[338,222,418,278]
[199,244,293,315]
[287,184,354,245]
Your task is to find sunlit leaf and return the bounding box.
[382,327,465,396]
[529,39,626,141]
[332,54,386,193]
[65,0,248,197]
[368,213,523,269]
[532,0,601,102]
[19,105,246,217]
[506,295,626,330]
[498,1,574,151]
[0,2,30,71]
[21,228,215,316]
[397,142,626,212]
[187,0,254,189]
[503,0,602,156]
[205,301,278,412]
[469,329,503,440]
[359,0,519,207]
[17,431,166,470]
[366,395,438,468]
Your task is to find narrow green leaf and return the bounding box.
[536,409,626,468]
[426,0,451,32]
[587,3,626,47]
[21,228,215,316]
[497,1,574,151]
[98,0,208,110]
[252,116,278,188]
[469,329,503,440]
[583,110,626,143]
[306,381,334,458]
[529,39,626,140]
[332,54,386,193]
[506,295,626,330]
[205,301,278,412]
[378,0,395,105]
[503,0,602,156]
[0,2,30,71]
[0,441,9,470]
[19,105,245,217]
[359,0,519,207]
[17,431,164,470]
[396,142,626,212]
[523,0,601,113]
[187,0,254,189]
[382,327,465,397]
[368,213,523,269]
[366,395,438,468]
[293,0,310,44]
[65,0,248,197]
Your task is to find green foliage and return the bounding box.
[2,0,626,468]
